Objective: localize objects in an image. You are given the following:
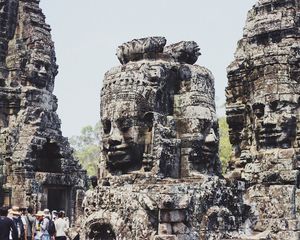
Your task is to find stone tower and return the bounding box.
[226,0,300,239]
[82,37,247,239]
[0,0,87,220]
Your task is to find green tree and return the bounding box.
[218,117,232,173]
[70,122,101,176]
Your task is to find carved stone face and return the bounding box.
[252,98,298,149]
[101,98,150,173]
[178,101,219,175]
[188,121,219,174]
[25,51,56,89]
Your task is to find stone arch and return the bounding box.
[84,211,132,240]
[88,222,116,240]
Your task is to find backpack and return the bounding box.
[46,217,56,236]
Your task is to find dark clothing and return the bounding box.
[73,235,79,240]
[55,237,66,240]
[25,214,36,238]
[12,216,25,240]
[0,216,18,240]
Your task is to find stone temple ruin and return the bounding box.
[1,0,300,239]
[82,0,300,239]
[0,0,87,221]
[82,36,247,239]
[226,0,300,239]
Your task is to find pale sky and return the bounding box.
[40,0,257,137]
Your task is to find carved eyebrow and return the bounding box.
[252,103,265,108]
[117,117,133,124]
[101,117,111,122]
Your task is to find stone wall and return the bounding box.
[226,0,300,239]
[0,0,87,222]
[81,37,248,240]
[1,0,300,239]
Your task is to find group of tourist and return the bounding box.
[0,206,69,240]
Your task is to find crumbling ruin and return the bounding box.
[1,0,300,239]
[0,0,87,221]
[82,37,248,239]
[82,0,300,239]
[226,0,300,239]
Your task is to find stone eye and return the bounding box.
[118,118,133,132]
[252,103,265,118]
[35,63,41,69]
[103,120,111,134]
[270,101,279,111]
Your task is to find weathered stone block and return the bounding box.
[172,223,190,234]
[154,235,178,240]
[278,148,295,159]
[160,210,187,223]
[159,223,172,235]
[269,231,300,240]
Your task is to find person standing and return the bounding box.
[11,206,25,240]
[25,207,36,240]
[59,211,69,229]
[0,207,18,240]
[54,212,68,240]
[51,211,58,221]
[34,211,44,240]
[41,209,51,240]
[20,208,28,240]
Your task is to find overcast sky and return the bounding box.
[40,0,257,138]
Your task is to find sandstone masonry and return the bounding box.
[0,0,87,221]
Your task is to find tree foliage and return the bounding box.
[70,122,101,176]
[218,117,232,173]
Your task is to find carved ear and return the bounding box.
[143,112,154,131]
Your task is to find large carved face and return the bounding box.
[177,102,219,175]
[101,97,150,173]
[251,96,299,149]
[25,51,56,89]
[187,119,219,174]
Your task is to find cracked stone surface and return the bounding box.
[1,0,300,239]
[81,37,248,240]
[0,0,87,222]
[226,0,300,239]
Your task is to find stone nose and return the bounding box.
[205,129,217,143]
[39,66,47,75]
[263,113,277,126]
[108,127,123,145]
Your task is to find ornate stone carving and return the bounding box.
[226,0,300,238]
[100,37,221,178]
[82,37,246,239]
[0,0,87,221]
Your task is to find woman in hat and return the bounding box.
[34,211,44,240]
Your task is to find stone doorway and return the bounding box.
[88,223,116,240]
[45,186,70,216]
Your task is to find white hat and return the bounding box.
[35,211,44,217]
[43,208,51,217]
[10,206,21,216]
